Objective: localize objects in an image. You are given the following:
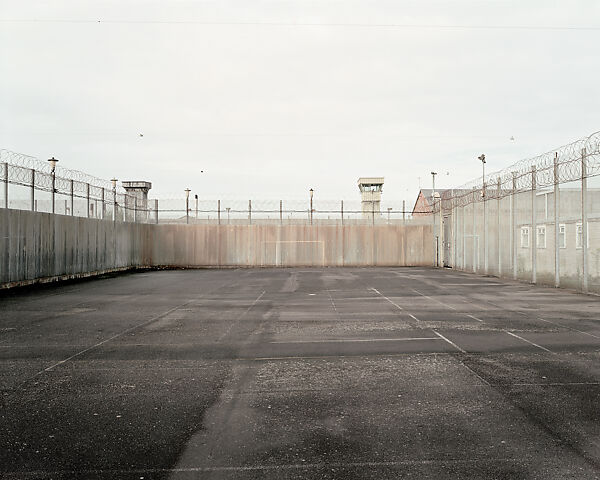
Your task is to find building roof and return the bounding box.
[357,177,384,185]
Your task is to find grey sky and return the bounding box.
[1,1,599,203]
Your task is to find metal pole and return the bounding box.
[218,200,221,225]
[134,197,137,223]
[341,200,344,225]
[512,172,517,280]
[483,181,488,274]
[472,187,476,272]
[497,177,501,276]
[155,199,159,224]
[31,169,35,211]
[553,153,560,288]
[531,165,537,284]
[51,170,56,214]
[113,189,117,222]
[248,200,252,224]
[86,183,90,218]
[462,201,466,270]
[195,195,198,219]
[402,200,406,224]
[70,179,74,216]
[433,197,437,266]
[101,188,105,219]
[310,196,313,225]
[453,195,457,268]
[186,196,189,224]
[3,163,7,208]
[582,148,588,293]
[280,200,282,225]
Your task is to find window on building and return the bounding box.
[537,225,546,248]
[520,226,530,248]
[559,224,566,248]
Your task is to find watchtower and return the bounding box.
[358,177,384,218]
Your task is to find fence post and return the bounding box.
[248,200,252,225]
[453,196,457,268]
[483,182,488,274]
[341,200,344,225]
[472,187,477,272]
[280,200,283,225]
[155,199,159,224]
[402,200,406,224]
[512,172,517,279]
[101,188,105,220]
[531,165,537,284]
[553,153,560,288]
[70,179,74,216]
[113,189,117,222]
[30,168,35,211]
[86,184,90,218]
[218,200,221,225]
[462,200,466,270]
[497,177,501,277]
[134,197,137,223]
[2,163,7,208]
[582,148,588,293]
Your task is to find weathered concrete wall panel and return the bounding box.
[150,223,433,268]
[1,209,433,287]
[0,209,149,287]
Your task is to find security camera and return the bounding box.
[478,154,486,163]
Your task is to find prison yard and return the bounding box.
[0,267,599,479]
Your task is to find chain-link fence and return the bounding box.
[432,130,600,293]
[148,197,429,225]
[0,149,429,225]
[0,150,147,222]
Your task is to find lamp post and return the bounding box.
[185,188,191,224]
[48,157,58,213]
[478,154,487,273]
[478,154,486,197]
[110,178,118,221]
[309,188,314,225]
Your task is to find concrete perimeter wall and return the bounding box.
[1,209,433,287]
[0,209,153,287]
[150,224,433,267]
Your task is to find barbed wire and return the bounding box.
[439,130,600,210]
[0,149,127,194]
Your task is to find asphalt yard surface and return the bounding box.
[1,267,600,479]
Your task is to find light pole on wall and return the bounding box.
[185,188,191,224]
[479,154,487,273]
[48,157,58,214]
[309,188,314,225]
[110,178,118,222]
[478,154,486,197]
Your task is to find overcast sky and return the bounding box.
[1,1,599,203]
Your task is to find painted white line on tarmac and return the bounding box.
[217,290,266,342]
[432,330,466,353]
[3,458,522,477]
[537,317,600,340]
[368,287,404,311]
[466,314,484,323]
[36,300,194,376]
[504,331,554,353]
[411,288,457,310]
[269,337,441,344]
